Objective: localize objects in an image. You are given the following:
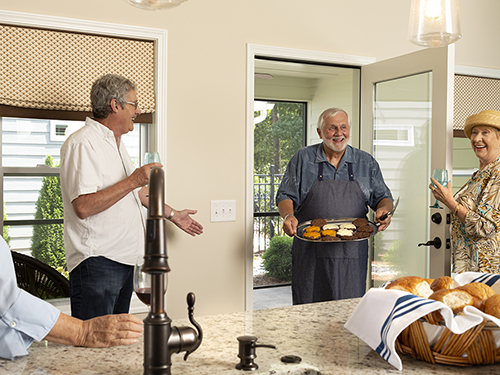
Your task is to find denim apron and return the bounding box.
[292,162,368,304]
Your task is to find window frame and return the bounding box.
[0,9,167,314]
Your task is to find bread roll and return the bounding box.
[484,294,500,319]
[456,283,495,310]
[430,276,454,292]
[385,276,433,298]
[428,289,473,314]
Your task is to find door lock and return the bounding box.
[418,237,441,249]
[431,212,442,224]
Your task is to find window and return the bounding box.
[1,117,148,275]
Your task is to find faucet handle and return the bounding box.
[183,292,203,360]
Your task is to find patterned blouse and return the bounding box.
[451,156,500,274]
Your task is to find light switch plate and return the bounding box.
[211,200,236,222]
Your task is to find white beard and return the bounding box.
[323,137,347,153]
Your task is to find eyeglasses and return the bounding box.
[124,101,139,110]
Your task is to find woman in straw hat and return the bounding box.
[430,110,500,274]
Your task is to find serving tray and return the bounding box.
[295,217,378,243]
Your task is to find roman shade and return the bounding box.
[454,74,500,137]
[0,25,155,122]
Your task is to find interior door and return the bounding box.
[360,45,455,284]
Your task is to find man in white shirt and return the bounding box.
[0,238,143,360]
[60,74,203,320]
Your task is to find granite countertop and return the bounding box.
[1,298,500,375]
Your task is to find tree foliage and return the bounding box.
[3,203,10,245]
[254,101,304,174]
[31,155,66,269]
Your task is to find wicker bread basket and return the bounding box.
[395,317,500,366]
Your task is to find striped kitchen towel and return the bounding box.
[344,288,484,370]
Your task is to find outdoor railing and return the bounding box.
[253,165,284,255]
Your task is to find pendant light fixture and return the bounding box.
[123,0,187,11]
[408,0,461,48]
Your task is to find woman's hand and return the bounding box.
[429,178,455,210]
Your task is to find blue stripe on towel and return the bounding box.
[375,294,435,361]
[471,274,500,286]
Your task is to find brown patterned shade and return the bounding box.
[454,75,500,132]
[0,25,155,118]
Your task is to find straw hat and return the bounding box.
[464,110,500,138]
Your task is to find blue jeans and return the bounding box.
[69,256,134,320]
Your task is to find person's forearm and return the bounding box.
[72,176,137,219]
[138,186,175,220]
[43,313,83,346]
[278,199,294,219]
[441,197,468,224]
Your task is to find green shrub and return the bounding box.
[262,236,293,282]
[3,203,10,245]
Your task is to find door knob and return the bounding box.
[431,213,442,224]
[418,237,441,249]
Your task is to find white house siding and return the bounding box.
[2,117,140,254]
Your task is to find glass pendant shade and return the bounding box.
[123,0,187,11]
[408,0,461,48]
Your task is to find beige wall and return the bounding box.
[1,0,499,319]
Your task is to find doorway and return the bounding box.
[246,45,454,310]
[247,45,372,310]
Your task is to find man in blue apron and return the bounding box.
[276,108,393,304]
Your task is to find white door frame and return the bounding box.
[246,44,375,311]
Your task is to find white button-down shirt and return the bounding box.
[60,117,146,272]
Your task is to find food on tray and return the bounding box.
[299,218,374,241]
[484,294,500,319]
[430,276,454,292]
[456,282,495,310]
[339,223,356,231]
[356,224,374,234]
[304,225,321,233]
[321,235,340,242]
[337,228,353,237]
[321,229,337,237]
[352,218,369,227]
[303,231,321,240]
[385,276,433,298]
[322,223,339,230]
[428,289,474,314]
[311,218,327,227]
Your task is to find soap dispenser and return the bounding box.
[236,335,276,371]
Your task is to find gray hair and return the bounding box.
[317,108,351,131]
[90,74,136,119]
